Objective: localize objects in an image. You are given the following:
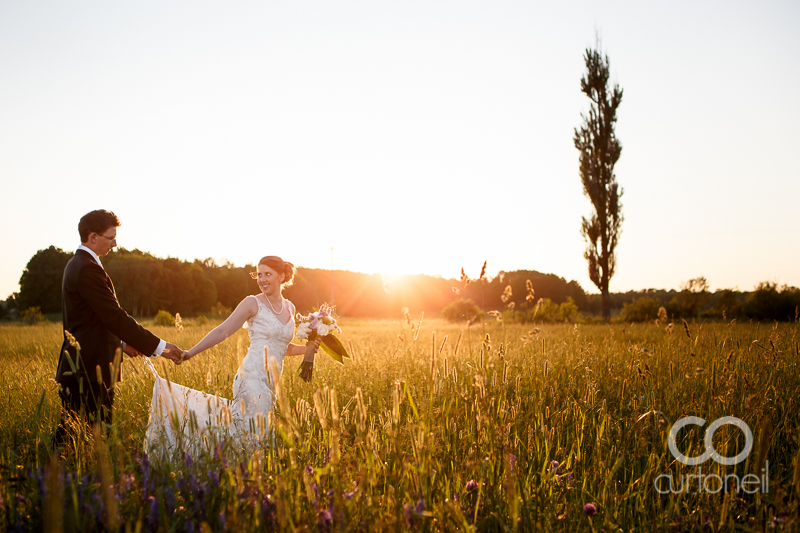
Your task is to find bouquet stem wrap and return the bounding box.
[299,331,317,382]
[295,304,349,383]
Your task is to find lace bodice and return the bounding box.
[245,295,295,363]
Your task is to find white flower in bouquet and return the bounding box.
[294,304,349,382]
[296,321,313,340]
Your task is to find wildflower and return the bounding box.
[318,509,333,532]
[465,479,478,493]
[768,511,788,529]
[148,496,158,526]
[506,453,517,472]
[583,503,597,516]
[415,498,425,513]
[403,503,413,526]
[261,493,276,524]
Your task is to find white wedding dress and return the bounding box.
[144,295,295,460]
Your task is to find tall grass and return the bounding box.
[0,317,798,531]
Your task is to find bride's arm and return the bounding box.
[182,296,258,361]
[286,339,320,357]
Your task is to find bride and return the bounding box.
[144,255,318,457]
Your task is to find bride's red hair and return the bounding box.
[259,256,295,286]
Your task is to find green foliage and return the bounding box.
[534,297,580,323]
[466,271,587,312]
[208,302,232,317]
[621,297,662,322]
[20,306,45,325]
[574,43,624,321]
[441,298,483,323]
[18,246,73,313]
[154,310,175,327]
[675,276,710,318]
[742,282,800,321]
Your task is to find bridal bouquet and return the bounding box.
[295,304,350,382]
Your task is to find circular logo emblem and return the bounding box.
[667,416,753,466]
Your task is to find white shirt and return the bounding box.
[77,245,166,357]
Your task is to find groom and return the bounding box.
[54,209,182,446]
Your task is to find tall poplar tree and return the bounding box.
[574,43,624,322]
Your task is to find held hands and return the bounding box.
[180,350,194,364]
[161,342,183,364]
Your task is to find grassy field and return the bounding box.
[0,316,799,531]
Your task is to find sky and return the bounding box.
[1,0,798,300]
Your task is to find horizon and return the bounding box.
[2,1,798,299]
[5,243,793,301]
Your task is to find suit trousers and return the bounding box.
[53,378,114,449]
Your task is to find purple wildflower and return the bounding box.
[550,460,560,473]
[415,498,425,513]
[768,511,788,529]
[318,509,333,533]
[403,503,413,526]
[261,493,276,524]
[465,479,478,493]
[583,503,597,516]
[506,453,517,472]
[148,496,158,526]
[35,469,45,498]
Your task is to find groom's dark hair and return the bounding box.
[79,210,121,242]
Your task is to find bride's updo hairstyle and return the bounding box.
[259,256,295,287]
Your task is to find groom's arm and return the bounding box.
[78,262,163,356]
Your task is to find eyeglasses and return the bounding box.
[95,233,116,241]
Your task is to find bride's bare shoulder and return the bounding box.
[238,295,261,313]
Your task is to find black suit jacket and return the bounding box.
[56,249,160,387]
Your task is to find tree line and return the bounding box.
[3,247,796,323]
[4,247,590,320]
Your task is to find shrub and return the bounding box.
[534,297,580,323]
[441,299,483,323]
[21,306,44,325]
[154,310,174,327]
[621,297,662,322]
[209,302,232,318]
[742,282,800,321]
